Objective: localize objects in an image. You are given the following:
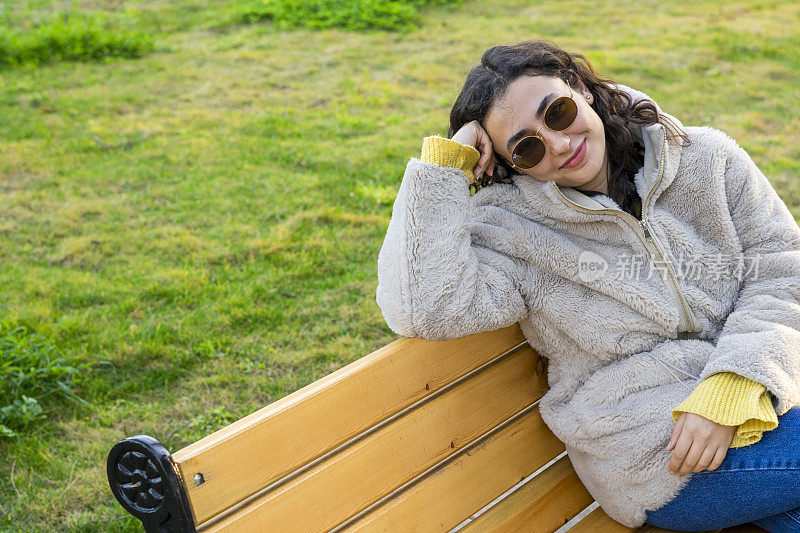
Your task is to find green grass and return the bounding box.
[236,0,463,32]
[0,0,798,530]
[0,10,153,68]
[0,322,87,438]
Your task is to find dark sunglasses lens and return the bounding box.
[513,136,545,169]
[545,97,578,130]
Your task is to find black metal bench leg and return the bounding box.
[107,435,196,533]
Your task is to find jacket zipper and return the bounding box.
[550,128,698,334]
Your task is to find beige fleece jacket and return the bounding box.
[375,84,800,526]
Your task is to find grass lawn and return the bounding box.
[1,0,798,530]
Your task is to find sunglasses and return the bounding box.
[509,81,578,170]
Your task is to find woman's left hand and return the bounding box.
[666,412,737,477]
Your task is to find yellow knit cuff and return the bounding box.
[421,135,481,182]
[671,372,778,449]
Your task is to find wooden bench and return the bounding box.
[106,324,765,533]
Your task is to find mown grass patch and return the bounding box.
[0,0,797,530]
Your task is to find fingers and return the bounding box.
[667,412,697,476]
[474,149,489,180]
[666,412,685,451]
[679,436,728,476]
[696,427,731,473]
[706,445,728,472]
[691,445,718,473]
[474,144,490,180]
[473,124,494,180]
[672,436,707,477]
[668,430,691,475]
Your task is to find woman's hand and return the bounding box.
[667,412,737,477]
[451,120,497,181]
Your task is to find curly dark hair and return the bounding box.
[448,39,690,217]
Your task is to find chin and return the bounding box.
[576,158,603,187]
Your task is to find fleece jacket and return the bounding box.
[375,83,800,527]
[420,134,779,450]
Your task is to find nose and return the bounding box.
[539,128,571,157]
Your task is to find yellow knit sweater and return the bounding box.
[419,134,779,448]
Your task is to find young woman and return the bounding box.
[375,39,800,531]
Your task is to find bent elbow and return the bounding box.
[375,281,418,338]
[376,283,466,340]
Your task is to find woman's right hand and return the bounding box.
[451,120,496,181]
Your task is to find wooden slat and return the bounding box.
[461,454,594,533]
[343,406,564,532]
[571,507,635,532]
[174,324,527,525]
[201,344,548,532]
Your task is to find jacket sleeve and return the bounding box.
[697,135,800,416]
[375,136,530,340]
[671,371,778,448]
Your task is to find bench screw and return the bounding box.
[194,473,205,486]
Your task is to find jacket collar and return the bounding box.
[506,83,685,221]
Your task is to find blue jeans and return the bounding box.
[644,406,800,532]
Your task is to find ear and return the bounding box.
[569,76,593,104]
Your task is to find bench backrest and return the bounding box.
[174,323,560,531]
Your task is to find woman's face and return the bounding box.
[483,75,609,194]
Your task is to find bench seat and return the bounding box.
[107,324,766,533]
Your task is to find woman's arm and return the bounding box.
[663,133,797,475]
[697,134,800,416]
[671,371,778,448]
[375,136,529,340]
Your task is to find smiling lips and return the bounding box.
[561,138,587,169]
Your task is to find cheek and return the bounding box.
[585,109,605,136]
[579,113,606,158]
